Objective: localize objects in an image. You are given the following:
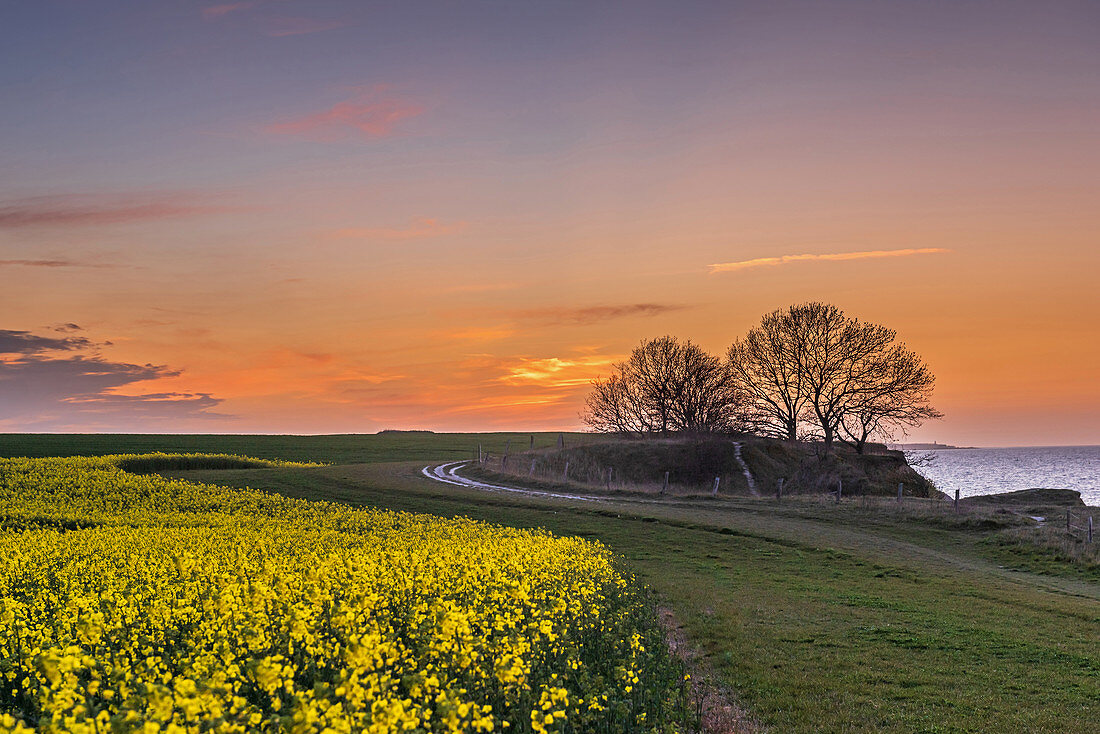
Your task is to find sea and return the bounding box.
[905,446,1100,506]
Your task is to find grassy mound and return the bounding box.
[493,435,936,497]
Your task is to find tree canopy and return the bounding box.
[582,336,740,435]
[584,303,941,451]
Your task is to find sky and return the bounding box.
[1,0,1098,446]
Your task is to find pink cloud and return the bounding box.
[202,2,263,20]
[264,17,348,37]
[515,303,689,325]
[0,194,242,228]
[266,87,424,142]
[0,259,117,268]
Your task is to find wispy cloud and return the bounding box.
[708,248,951,274]
[443,394,570,414]
[0,259,117,268]
[516,303,689,325]
[328,217,466,241]
[202,2,263,20]
[266,86,424,142]
[0,194,240,229]
[498,356,618,388]
[264,17,347,37]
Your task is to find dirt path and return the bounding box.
[731,441,758,496]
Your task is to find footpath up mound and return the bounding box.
[509,435,936,497]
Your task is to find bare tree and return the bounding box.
[838,344,943,453]
[789,302,941,452]
[583,336,740,435]
[589,305,941,447]
[583,372,646,435]
[669,344,741,433]
[727,308,807,441]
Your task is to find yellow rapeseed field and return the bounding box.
[0,456,683,733]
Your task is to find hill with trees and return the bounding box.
[584,302,941,454]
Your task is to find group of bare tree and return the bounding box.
[583,336,740,435]
[583,302,941,453]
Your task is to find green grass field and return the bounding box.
[0,431,566,464]
[4,433,1098,733]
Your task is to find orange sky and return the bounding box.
[2,1,1098,445]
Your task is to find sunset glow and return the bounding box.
[2,1,1098,445]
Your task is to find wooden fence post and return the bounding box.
[478,443,483,463]
[529,459,536,477]
[530,434,534,450]
[836,478,842,504]
[897,482,903,504]
[563,461,569,481]
[777,477,784,501]
[712,476,720,496]
[557,433,564,450]
[661,471,669,495]
[1089,517,1094,544]
[606,467,612,490]
[954,489,960,513]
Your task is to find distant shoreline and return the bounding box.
[890,442,978,450]
[896,443,1100,451]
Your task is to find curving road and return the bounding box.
[421,460,609,502]
[420,464,677,506]
[422,454,760,504]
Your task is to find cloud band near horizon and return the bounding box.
[708,248,951,274]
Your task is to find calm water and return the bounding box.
[906,446,1100,506]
